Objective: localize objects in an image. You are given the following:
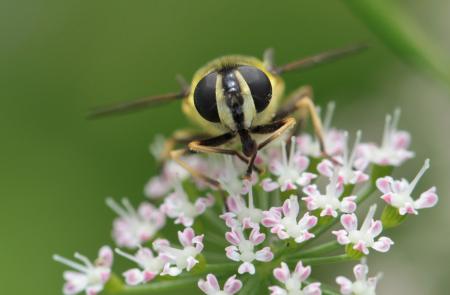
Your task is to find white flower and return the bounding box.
[53,246,113,295]
[115,246,166,285]
[216,155,256,197]
[145,135,208,198]
[160,180,214,227]
[317,131,369,185]
[225,225,273,275]
[261,137,316,192]
[296,101,346,158]
[269,261,321,295]
[144,157,207,198]
[221,188,263,228]
[332,205,393,255]
[106,198,165,249]
[358,109,414,166]
[262,195,317,243]
[376,159,438,215]
[336,259,382,295]
[198,274,243,295]
[155,228,204,276]
[302,172,357,218]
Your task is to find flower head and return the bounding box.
[225,225,273,274]
[106,198,165,249]
[318,131,369,185]
[296,102,346,158]
[160,180,214,227]
[269,261,321,295]
[216,155,256,197]
[198,274,243,295]
[221,188,263,228]
[261,137,316,192]
[376,159,438,215]
[155,228,204,276]
[115,247,166,285]
[262,195,317,243]
[359,109,414,166]
[302,172,357,217]
[53,246,113,295]
[145,135,208,198]
[336,259,382,295]
[332,205,393,255]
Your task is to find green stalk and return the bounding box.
[343,0,450,88]
[286,240,341,260]
[288,254,355,267]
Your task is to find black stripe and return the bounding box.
[221,70,245,130]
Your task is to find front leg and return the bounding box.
[273,86,326,154]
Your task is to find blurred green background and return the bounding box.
[1,0,449,294]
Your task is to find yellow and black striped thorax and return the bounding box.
[184,56,284,134]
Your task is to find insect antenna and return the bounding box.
[87,75,190,119]
[273,43,368,74]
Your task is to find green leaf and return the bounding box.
[343,0,450,86]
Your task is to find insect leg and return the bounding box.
[170,148,221,188]
[188,134,263,174]
[170,131,258,188]
[251,117,297,150]
[159,129,209,160]
[273,87,326,154]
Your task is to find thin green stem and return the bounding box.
[286,240,341,260]
[240,275,263,295]
[202,208,228,232]
[290,254,355,266]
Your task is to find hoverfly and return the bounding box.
[89,44,366,187]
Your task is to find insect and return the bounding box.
[89,44,366,187]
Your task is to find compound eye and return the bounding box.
[237,65,272,112]
[193,71,220,123]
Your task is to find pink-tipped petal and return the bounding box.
[273,262,290,283]
[255,247,274,262]
[294,261,311,281]
[415,187,438,209]
[261,178,279,192]
[224,275,243,294]
[368,220,383,237]
[302,282,322,295]
[336,276,352,295]
[373,237,394,253]
[205,274,220,291]
[376,177,393,194]
[238,262,255,275]
[341,214,358,232]
[332,230,350,245]
[353,263,368,281]
[98,246,113,267]
[123,269,144,286]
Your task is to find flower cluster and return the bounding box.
[53,105,438,295]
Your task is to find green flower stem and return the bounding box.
[106,263,238,295]
[202,208,228,232]
[287,254,355,267]
[286,240,341,260]
[240,275,263,295]
[343,0,450,88]
[255,186,270,211]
